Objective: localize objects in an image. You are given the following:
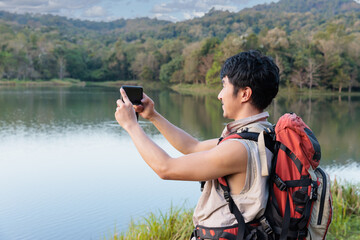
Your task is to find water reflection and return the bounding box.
[268,94,360,165]
[0,86,359,240]
[0,118,199,240]
[0,86,359,166]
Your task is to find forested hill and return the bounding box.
[0,0,359,92]
[1,0,359,41]
[252,0,360,15]
[0,11,171,42]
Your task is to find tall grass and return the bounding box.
[112,181,360,240]
[327,179,360,240]
[111,206,194,240]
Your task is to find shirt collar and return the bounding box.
[221,112,270,138]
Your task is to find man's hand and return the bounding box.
[115,88,138,131]
[134,93,157,120]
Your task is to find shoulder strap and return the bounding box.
[217,130,276,239]
[218,131,275,154]
[218,177,247,240]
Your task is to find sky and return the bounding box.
[0,0,280,22]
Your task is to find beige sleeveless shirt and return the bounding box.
[193,112,273,227]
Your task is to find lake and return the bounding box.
[0,85,359,240]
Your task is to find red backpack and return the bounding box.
[193,113,332,240]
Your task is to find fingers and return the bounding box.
[141,93,152,105]
[120,88,131,104]
[134,105,144,113]
[116,99,123,107]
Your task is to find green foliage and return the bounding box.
[111,182,360,240]
[0,0,359,91]
[113,206,194,240]
[328,180,360,239]
[206,60,221,86]
[159,56,184,84]
[140,66,155,82]
[200,37,220,56]
[65,48,88,80]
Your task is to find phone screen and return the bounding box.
[121,86,143,105]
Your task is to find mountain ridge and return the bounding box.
[0,0,359,42]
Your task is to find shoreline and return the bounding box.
[0,79,86,87]
[1,79,360,97]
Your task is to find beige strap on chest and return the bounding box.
[237,123,270,177]
[258,130,269,176]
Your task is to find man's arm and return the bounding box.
[149,111,218,154]
[135,93,218,154]
[125,122,247,181]
[115,89,247,181]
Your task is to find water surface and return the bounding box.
[0,86,359,240]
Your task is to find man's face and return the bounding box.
[217,76,239,119]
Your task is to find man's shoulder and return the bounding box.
[215,138,248,159]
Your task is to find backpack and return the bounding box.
[192,113,332,240]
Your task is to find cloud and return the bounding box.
[150,0,248,21]
[183,11,205,20]
[153,13,179,22]
[151,0,276,15]
[83,6,107,18]
[0,0,104,16]
[0,0,278,22]
[151,0,247,22]
[152,3,175,13]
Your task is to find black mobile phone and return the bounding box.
[121,85,143,105]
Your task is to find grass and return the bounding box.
[86,80,140,87]
[112,181,360,240]
[0,79,164,91]
[110,206,194,240]
[327,179,360,240]
[0,78,85,86]
[170,83,221,96]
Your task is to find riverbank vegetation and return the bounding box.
[112,181,360,240]
[1,0,360,93]
[0,78,85,86]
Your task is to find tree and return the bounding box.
[206,59,222,86]
[260,27,289,78]
[65,48,88,80]
[159,56,183,84]
[131,52,159,81]
[106,39,129,80]
[54,46,67,80]
[314,23,353,91]
[183,42,202,84]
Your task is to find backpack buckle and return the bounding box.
[310,181,318,200]
[192,227,200,239]
[223,190,230,202]
[274,175,287,191]
[297,230,308,239]
[200,181,206,192]
[259,216,273,235]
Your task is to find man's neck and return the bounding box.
[233,106,262,121]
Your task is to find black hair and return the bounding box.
[220,50,279,110]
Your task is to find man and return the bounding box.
[115,50,279,239]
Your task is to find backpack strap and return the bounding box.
[219,131,275,177]
[218,177,247,240]
[216,131,276,239]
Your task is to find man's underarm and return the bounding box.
[150,111,218,154]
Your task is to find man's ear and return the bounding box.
[238,87,252,103]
